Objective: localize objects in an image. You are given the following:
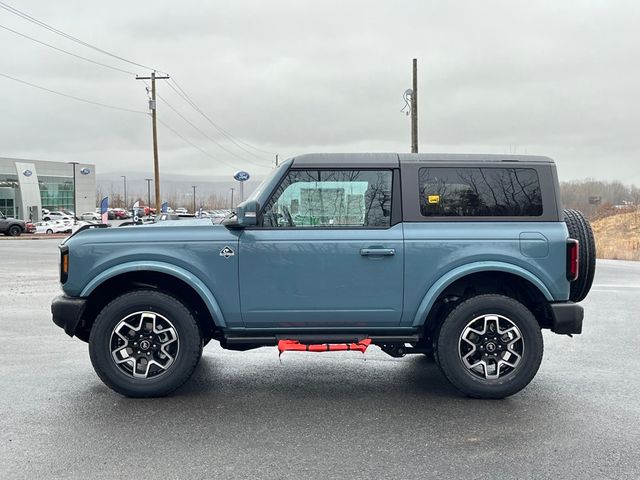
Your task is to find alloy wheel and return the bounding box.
[458,314,524,380]
[110,311,179,379]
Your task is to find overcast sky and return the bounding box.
[0,0,638,184]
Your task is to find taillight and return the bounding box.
[566,239,579,282]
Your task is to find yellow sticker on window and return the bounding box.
[428,195,440,204]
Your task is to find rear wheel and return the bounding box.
[89,290,202,397]
[563,209,596,302]
[46,229,53,234]
[435,294,543,399]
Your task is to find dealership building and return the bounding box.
[0,157,96,221]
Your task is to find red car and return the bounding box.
[24,222,37,233]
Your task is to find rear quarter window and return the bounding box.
[419,167,543,217]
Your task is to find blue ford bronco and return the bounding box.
[52,153,595,399]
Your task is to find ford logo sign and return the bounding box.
[80,167,91,175]
[234,171,250,182]
[22,169,33,177]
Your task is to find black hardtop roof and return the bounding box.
[291,153,554,167]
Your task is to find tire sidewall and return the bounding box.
[9,225,21,236]
[89,291,201,397]
[437,295,543,399]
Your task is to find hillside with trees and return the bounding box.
[561,179,639,260]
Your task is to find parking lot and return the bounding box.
[1,239,639,479]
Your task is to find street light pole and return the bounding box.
[230,187,235,210]
[121,175,127,209]
[192,185,197,214]
[67,162,78,225]
[145,178,152,218]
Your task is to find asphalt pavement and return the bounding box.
[0,239,638,479]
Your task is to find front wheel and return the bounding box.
[435,294,543,399]
[8,225,21,236]
[89,290,202,397]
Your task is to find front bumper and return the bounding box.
[51,295,87,337]
[550,302,584,335]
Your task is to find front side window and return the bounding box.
[419,167,543,217]
[263,170,392,227]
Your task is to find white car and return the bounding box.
[80,212,100,221]
[43,211,72,222]
[175,208,188,215]
[34,221,68,234]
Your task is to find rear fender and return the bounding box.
[412,261,553,327]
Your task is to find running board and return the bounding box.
[222,333,420,347]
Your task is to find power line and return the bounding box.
[167,78,276,157]
[153,88,271,169]
[0,1,165,74]
[0,0,275,165]
[0,23,135,75]
[156,118,259,171]
[0,72,147,114]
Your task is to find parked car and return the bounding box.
[0,212,25,236]
[43,211,72,222]
[112,208,130,219]
[34,221,68,234]
[175,207,188,215]
[24,222,37,234]
[80,212,100,221]
[52,153,595,399]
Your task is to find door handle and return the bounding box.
[360,248,395,256]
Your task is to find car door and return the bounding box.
[238,168,403,328]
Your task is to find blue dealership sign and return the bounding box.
[234,171,250,182]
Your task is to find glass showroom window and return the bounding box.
[39,176,74,211]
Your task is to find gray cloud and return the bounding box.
[0,0,638,183]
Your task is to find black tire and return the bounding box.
[89,290,202,397]
[435,294,543,399]
[46,229,53,234]
[563,209,596,302]
[8,225,21,237]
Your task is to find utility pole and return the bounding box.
[136,71,170,217]
[192,185,197,214]
[411,58,418,153]
[67,162,78,225]
[145,178,152,218]
[230,187,235,210]
[121,175,127,209]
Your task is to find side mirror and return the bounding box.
[237,200,259,226]
[223,199,259,229]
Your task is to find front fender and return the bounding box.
[79,261,226,328]
[411,261,554,327]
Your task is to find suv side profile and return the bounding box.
[0,212,25,236]
[52,153,595,399]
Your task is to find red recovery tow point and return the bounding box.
[278,338,372,356]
